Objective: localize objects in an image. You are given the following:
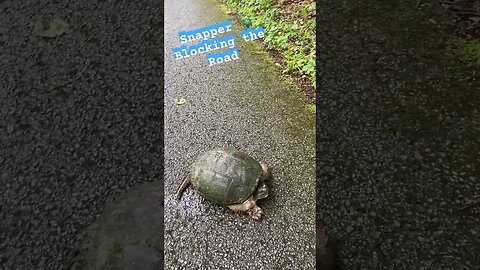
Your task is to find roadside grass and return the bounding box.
[221,0,316,101]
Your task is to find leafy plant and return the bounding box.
[224,0,316,90]
[301,7,308,19]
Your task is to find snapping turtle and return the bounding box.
[176,148,270,220]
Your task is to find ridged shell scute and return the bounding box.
[190,149,262,205]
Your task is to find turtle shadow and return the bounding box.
[316,223,339,270]
[66,182,164,270]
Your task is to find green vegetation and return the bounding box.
[449,39,480,67]
[306,104,316,114]
[222,0,316,89]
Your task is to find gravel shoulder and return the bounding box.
[317,1,480,269]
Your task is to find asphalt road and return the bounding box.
[317,1,480,269]
[164,0,316,269]
[0,1,163,269]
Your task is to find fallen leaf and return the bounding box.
[175,98,186,105]
[34,18,70,38]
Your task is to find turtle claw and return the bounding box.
[247,206,264,220]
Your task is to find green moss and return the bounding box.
[449,40,480,66]
[306,104,316,114]
[218,3,229,13]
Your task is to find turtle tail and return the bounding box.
[175,175,191,200]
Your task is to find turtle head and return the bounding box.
[255,161,270,200]
[259,161,271,181]
[254,180,269,200]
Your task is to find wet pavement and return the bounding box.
[164,0,317,268]
[0,1,163,269]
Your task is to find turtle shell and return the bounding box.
[189,149,263,206]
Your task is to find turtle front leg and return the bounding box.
[228,196,264,220]
[246,205,263,220]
